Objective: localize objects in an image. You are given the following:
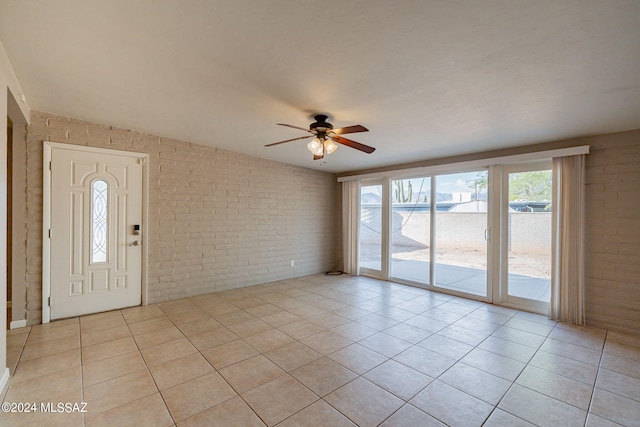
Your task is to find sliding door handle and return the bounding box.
[484,229,490,241]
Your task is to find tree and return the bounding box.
[467,173,488,201]
[509,171,552,201]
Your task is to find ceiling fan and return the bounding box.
[265,114,375,160]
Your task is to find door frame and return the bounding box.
[42,141,149,323]
[359,178,388,279]
[497,160,552,314]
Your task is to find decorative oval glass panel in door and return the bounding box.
[91,179,108,263]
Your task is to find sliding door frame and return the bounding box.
[497,160,552,314]
[361,163,549,310]
[359,178,389,279]
[386,168,494,304]
[345,145,589,314]
[387,174,432,288]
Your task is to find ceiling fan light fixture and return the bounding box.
[324,138,338,154]
[307,137,324,156]
[269,115,374,160]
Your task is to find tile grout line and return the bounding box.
[158,303,254,426]
[79,319,85,427]
[126,308,183,425]
[584,327,607,424]
[402,309,512,426]
[495,321,613,424]
[485,321,559,426]
[7,276,638,426]
[1,327,31,403]
[81,310,168,424]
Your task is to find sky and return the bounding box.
[363,170,488,198]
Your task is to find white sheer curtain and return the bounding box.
[550,155,585,324]
[342,180,360,275]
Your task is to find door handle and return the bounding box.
[129,240,140,247]
[484,229,490,241]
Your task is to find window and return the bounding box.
[91,179,108,263]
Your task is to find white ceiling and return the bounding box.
[1,0,639,173]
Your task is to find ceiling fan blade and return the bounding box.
[313,154,324,160]
[277,123,313,133]
[331,125,369,135]
[331,136,376,154]
[264,135,313,147]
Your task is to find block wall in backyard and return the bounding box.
[22,111,337,325]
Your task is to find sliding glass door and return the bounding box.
[387,171,490,300]
[390,177,430,284]
[354,161,553,313]
[433,171,489,298]
[501,162,552,312]
[360,181,383,277]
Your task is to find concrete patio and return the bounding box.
[361,259,551,302]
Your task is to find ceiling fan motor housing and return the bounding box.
[310,114,334,134]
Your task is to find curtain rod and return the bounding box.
[337,145,589,182]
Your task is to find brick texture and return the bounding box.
[584,131,640,334]
[18,111,640,333]
[22,111,337,324]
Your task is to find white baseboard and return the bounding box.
[9,319,27,329]
[0,368,10,396]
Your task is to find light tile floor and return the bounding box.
[2,274,640,426]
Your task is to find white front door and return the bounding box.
[49,145,144,319]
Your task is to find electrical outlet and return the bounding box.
[290,260,295,267]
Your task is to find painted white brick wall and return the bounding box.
[23,111,337,324]
[584,131,640,334]
[17,112,640,333]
